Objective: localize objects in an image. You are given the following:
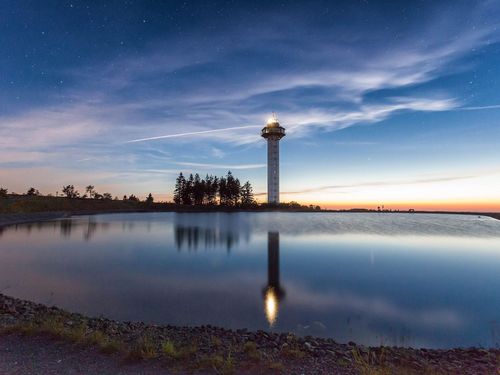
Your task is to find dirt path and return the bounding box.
[0,334,194,375]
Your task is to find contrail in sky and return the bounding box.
[125,125,261,143]
[125,102,500,144]
[457,104,500,111]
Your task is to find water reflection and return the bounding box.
[173,213,251,251]
[3,217,110,242]
[60,219,73,238]
[1,212,500,348]
[263,232,285,326]
[174,226,240,251]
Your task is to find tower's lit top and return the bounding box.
[266,112,281,128]
[262,112,286,138]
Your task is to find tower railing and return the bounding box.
[261,127,286,137]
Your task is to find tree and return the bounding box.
[62,185,79,198]
[128,194,139,202]
[225,171,240,206]
[102,193,112,200]
[182,174,194,205]
[232,178,241,205]
[240,181,255,206]
[0,187,7,198]
[172,170,255,207]
[218,176,227,205]
[145,193,154,204]
[26,187,40,196]
[192,173,205,205]
[85,185,95,199]
[209,176,220,204]
[202,175,219,205]
[173,173,185,205]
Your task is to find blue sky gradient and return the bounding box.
[1,0,500,209]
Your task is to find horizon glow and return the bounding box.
[1,1,500,211]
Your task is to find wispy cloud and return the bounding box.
[255,174,478,196]
[288,283,463,329]
[211,147,225,159]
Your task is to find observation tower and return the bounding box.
[261,113,286,204]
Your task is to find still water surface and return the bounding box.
[1,212,499,348]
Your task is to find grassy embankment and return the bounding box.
[0,195,161,215]
[0,194,320,215]
[0,195,498,221]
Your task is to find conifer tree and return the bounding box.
[225,171,241,206]
[210,176,219,204]
[182,174,194,205]
[240,181,255,206]
[218,176,227,205]
[173,173,185,205]
[193,173,204,205]
[232,177,241,205]
[203,174,211,204]
[173,170,255,207]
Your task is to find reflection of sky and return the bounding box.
[1,212,500,348]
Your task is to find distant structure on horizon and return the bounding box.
[261,113,286,204]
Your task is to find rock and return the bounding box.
[6,305,17,315]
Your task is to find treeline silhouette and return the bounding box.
[0,185,154,204]
[1,177,322,213]
[173,171,256,207]
[0,184,159,215]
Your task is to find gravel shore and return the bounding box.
[1,293,498,374]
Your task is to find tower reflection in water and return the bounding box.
[263,232,285,327]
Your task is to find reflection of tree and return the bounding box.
[83,219,98,241]
[174,226,239,252]
[1,217,109,241]
[263,232,285,327]
[59,218,109,241]
[173,213,251,252]
[60,219,73,238]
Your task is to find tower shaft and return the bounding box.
[267,138,280,204]
[261,114,285,205]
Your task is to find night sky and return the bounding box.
[1,0,500,210]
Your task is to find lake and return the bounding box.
[0,212,499,349]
